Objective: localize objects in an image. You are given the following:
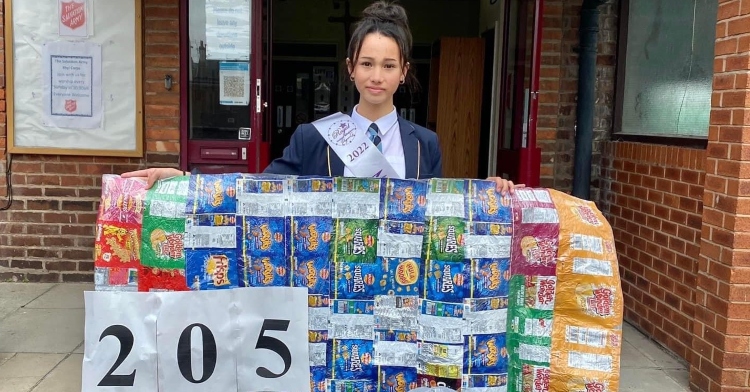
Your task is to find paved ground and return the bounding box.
[0,282,690,391]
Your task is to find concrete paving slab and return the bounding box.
[0,377,39,392]
[0,353,66,378]
[0,283,55,310]
[0,353,14,366]
[665,368,690,389]
[0,309,84,353]
[620,340,656,368]
[72,343,83,354]
[0,307,17,320]
[632,337,685,369]
[619,368,689,391]
[25,284,92,309]
[32,354,82,392]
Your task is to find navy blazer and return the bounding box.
[263,115,442,179]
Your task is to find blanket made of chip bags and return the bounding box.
[93,173,623,392]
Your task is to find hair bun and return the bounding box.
[361,1,409,28]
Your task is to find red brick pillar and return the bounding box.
[692,1,750,390]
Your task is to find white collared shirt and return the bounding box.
[345,105,406,178]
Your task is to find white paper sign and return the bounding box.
[205,0,251,60]
[42,40,103,129]
[236,287,310,392]
[156,290,237,392]
[219,62,250,106]
[82,291,159,392]
[59,0,90,37]
[82,288,309,392]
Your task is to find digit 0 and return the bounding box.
[177,323,217,384]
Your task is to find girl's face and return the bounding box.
[348,33,409,109]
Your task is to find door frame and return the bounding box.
[495,0,543,187]
[179,0,266,173]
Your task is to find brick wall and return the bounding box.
[538,1,617,196]
[600,142,704,362]
[0,0,181,282]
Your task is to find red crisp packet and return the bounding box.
[94,175,147,292]
[138,266,189,292]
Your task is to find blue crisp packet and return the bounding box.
[310,366,329,392]
[420,299,464,318]
[186,173,239,214]
[466,297,509,312]
[333,339,376,380]
[293,176,334,192]
[327,379,376,392]
[332,299,374,315]
[425,260,470,303]
[242,216,287,257]
[472,258,511,298]
[242,255,290,287]
[462,373,509,389]
[291,216,333,257]
[383,179,428,222]
[373,329,418,343]
[463,333,509,374]
[293,256,331,295]
[379,367,418,392]
[186,249,238,290]
[381,257,422,296]
[469,180,512,223]
[335,262,381,300]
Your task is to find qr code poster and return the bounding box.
[219,61,250,106]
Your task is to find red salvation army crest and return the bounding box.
[65,99,77,113]
[60,1,86,30]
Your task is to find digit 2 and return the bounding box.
[98,325,136,387]
[346,142,369,162]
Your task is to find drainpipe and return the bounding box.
[572,0,609,200]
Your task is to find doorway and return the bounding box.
[178,0,544,181]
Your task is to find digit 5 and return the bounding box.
[255,319,292,378]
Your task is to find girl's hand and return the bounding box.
[487,177,525,196]
[121,168,185,189]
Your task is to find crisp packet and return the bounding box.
[95,222,141,269]
[424,217,465,262]
[186,250,238,290]
[292,216,333,257]
[138,266,188,292]
[334,219,379,263]
[383,178,428,222]
[98,175,147,224]
[294,256,331,295]
[243,255,290,287]
[335,261,381,299]
[332,339,376,380]
[379,366,418,391]
[424,260,470,303]
[185,173,240,214]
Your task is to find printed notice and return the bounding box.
[219,62,250,106]
[206,0,251,60]
[58,0,89,37]
[42,41,103,129]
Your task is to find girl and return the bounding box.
[123,1,521,194]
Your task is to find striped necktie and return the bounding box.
[367,123,382,152]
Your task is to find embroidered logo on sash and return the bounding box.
[328,119,357,147]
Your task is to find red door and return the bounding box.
[180,0,268,174]
[496,0,543,187]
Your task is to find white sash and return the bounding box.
[311,112,400,178]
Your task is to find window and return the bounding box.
[614,0,718,139]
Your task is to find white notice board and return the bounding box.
[5,0,144,157]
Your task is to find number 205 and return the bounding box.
[97,319,292,387]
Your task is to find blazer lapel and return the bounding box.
[398,117,418,179]
[328,146,345,176]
